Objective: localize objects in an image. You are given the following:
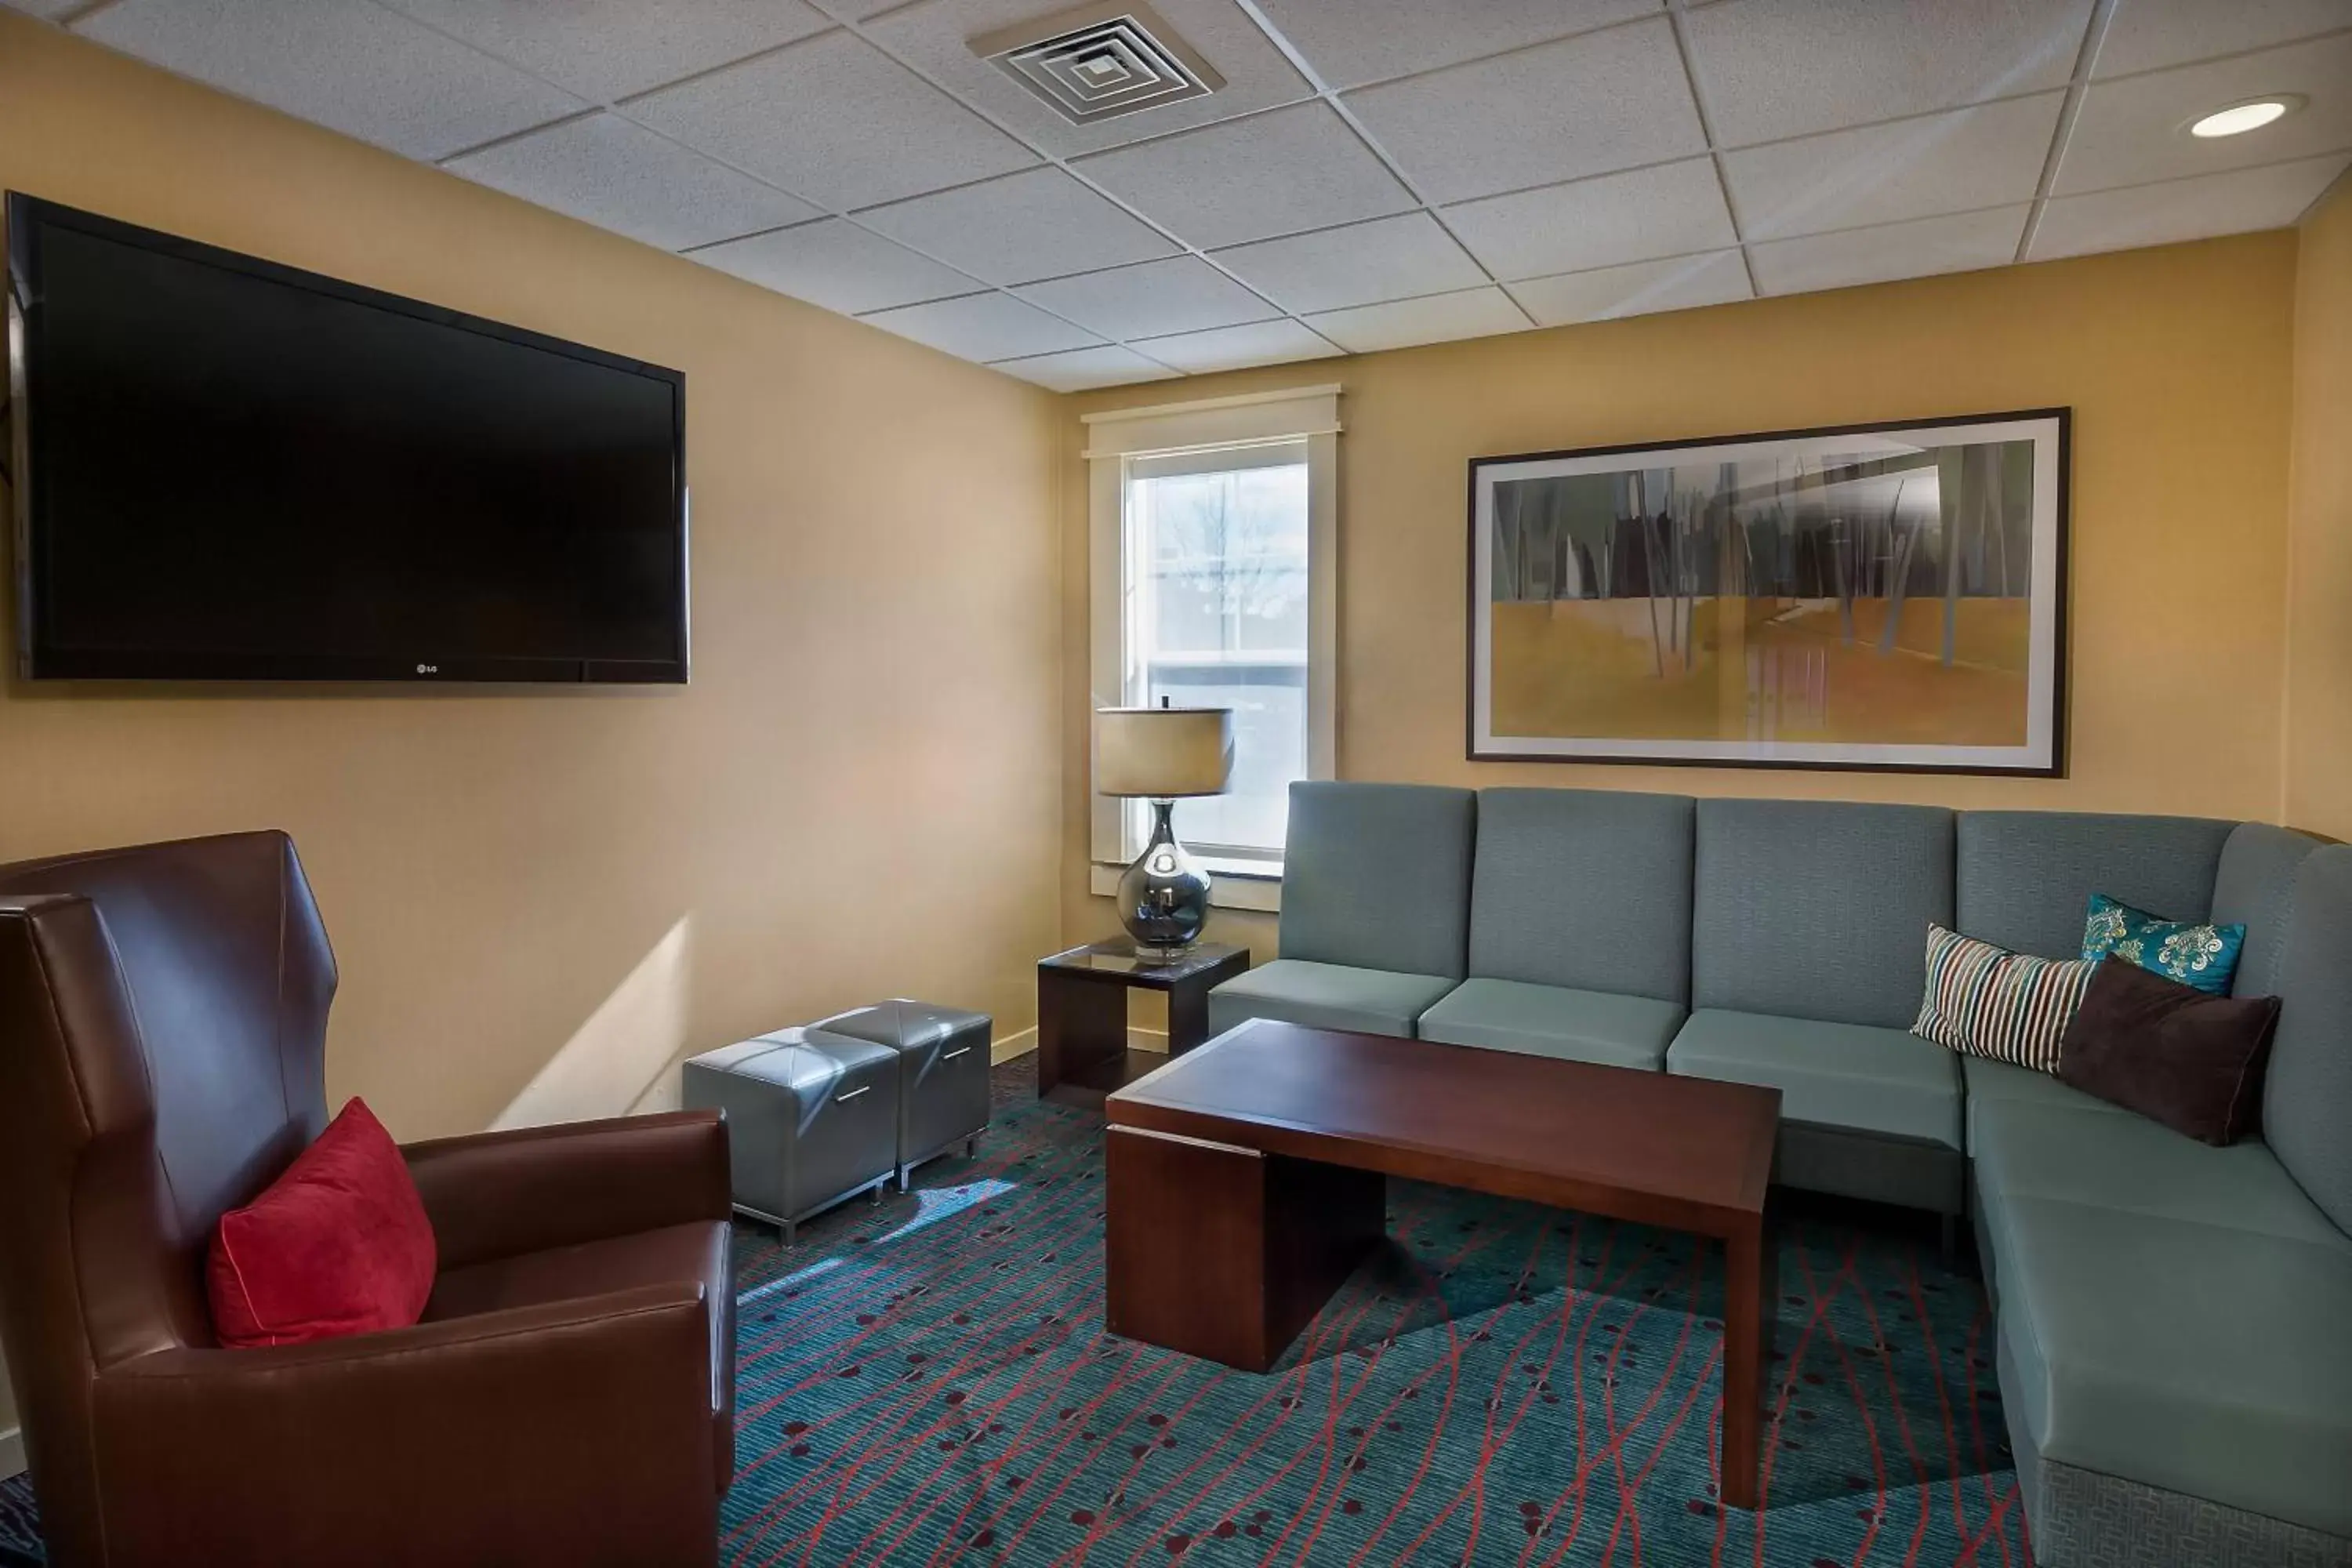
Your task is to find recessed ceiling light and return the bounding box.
[2187,96,2302,138]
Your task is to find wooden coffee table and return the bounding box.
[1102,1018,1784,1511]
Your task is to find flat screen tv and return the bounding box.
[5,194,688,682]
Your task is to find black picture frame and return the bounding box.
[1465,408,2071,776]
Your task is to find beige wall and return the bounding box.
[2287,171,2352,841]
[0,17,1065,1141]
[1062,233,2303,963]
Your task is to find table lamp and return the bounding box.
[1094,702,1234,960]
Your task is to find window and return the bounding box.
[1087,387,1339,908]
[1126,445,1308,857]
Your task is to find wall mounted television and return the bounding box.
[5,194,688,683]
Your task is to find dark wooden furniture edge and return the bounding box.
[1107,1094,1765,1240]
[1038,944,1251,1108]
[1036,942,1249,993]
[1106,1022,1779,1236]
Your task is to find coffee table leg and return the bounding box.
[1105,1126,1381,1373]
[1720,1218,1775,1511]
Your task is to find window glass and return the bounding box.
[1125,450,1309,856]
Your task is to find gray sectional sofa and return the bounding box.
[1206,781,2352,1567]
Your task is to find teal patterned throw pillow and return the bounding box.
[2080,893,2245,996]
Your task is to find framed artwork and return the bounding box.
[1468,409,2070,775]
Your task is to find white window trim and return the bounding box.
[1086,385,1340,912]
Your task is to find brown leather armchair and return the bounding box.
[0,831,735,1568]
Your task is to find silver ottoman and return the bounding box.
[681,1026,898,1243]
[816,1000,992,1190]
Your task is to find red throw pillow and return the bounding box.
[207,1098,437,1348]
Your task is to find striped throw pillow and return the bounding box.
[1912,924,2096,1074]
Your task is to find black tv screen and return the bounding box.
[5,194,688,682]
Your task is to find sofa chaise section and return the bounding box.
[1204,782,1473,1040]
[1668,798,1965,1214]
[1417,788,1692,1069]
[1961,1054,2129,1152]
[1971,839,2352,1566]
[1973,1097,2352,1555]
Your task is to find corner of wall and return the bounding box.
[2285,168,2352,840]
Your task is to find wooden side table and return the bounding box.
[1035,940,1250,1108]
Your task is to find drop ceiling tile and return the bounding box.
[1507,250,1752,325]
[857,168,1175,285]
[1253,0,1660,91]
[1682,0,2092,147]
[1075,102,1414,249]
[3,0,80,18]
[2054,33,2352,194]
[1302,286,1530,354]
[991,345,1182,390]
[2094,0,2352,79]
[76,0,584,162]
[445,113,819,251]
[383,0,833,103]
[2029,154,2350,260]
[1443,158,1737,282]
[862,0,1312,158]
[1750,205,2028,295]
[1725,93,2062,241]
[691,217,985,314]
[1210,212,1487,314]
[1014,256,1275,339]
[1131,317,1344,372]
[862,291,1105,360]
[628,28,1036,211]
[1342,19,1702,203]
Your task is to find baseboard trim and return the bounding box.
[0,1425,23,1480]
[991,1025,1170,1065]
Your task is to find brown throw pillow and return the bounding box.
[2058,958,2281,1145]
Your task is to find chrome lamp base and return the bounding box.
[1116,799,1210,961]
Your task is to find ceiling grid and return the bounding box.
[15,0,2347,389]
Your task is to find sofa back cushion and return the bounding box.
[1279,782,1475,978]
[1468,789,1693,1003]
[2266,844,2352,1236]
[2212,821,2321,1000]
[1955,811,2234,960]
[1693,799,1954,1029]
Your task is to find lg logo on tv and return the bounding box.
[416,663,438,675]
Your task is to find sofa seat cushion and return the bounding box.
[1667,1009,1962,1149]
[1206,959,1456,1040]
[1961,1054,2128,1152]
[1989,1194,2352,1537]
[1973,1098,2349,1250]
[1417,979,1683,1071]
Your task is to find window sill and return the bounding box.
[1090,858,1282,913]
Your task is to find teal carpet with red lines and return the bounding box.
[0,1056,2031,1566]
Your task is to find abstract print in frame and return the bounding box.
[1468,410,2069,775]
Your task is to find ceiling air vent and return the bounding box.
[969,2,1225,125]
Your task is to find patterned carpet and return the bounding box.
[0,1056,2030,1566]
